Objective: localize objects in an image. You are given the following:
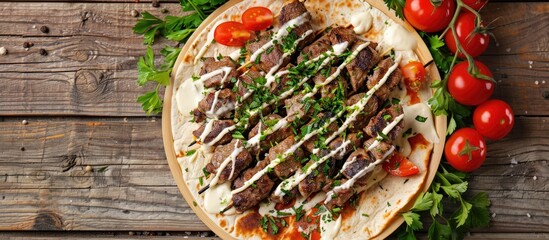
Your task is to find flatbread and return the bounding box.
[168,0,441,239]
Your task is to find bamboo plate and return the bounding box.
[162,0,447,238]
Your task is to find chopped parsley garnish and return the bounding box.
[415,115,428,122]
[185,149,196,156]
[402,128,413,138]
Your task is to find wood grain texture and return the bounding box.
[0,2,547,116]
[479,2,549,116]
[0,117,547,232]
[0,118,206,231]
[0,2,181,116]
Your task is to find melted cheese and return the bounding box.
[203,182,233,214]
[350,11,373,34]
[176,79,204,116]
[319,212,342,240]
[384,24,417,51]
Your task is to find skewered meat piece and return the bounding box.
[323,179,354,209]
[346,42,380,93]
[197,89,236,119]
[313,66,349,99]
[328,27,358,46]
[192,120,234,146]
[297,32,331,64]
[232,160,274,212]
[192,108,206,123]
[246,32,288,72]
[363,138,394,160]
[345,93,379,133]
[200,57,239,89]
[271,186,300,204]
[341,148,376,186]
[205,139,253,184]
[285,93,315,122]
[267,135,306,179]
[303,113,339,153]
[248,114,292,157]
[297,158,337,197]
[269,64,295,96]
[367,57,403,102]
[278,0,315,49]
[364,104,404,141]
[328,133,364,160]
[236,69,262,98]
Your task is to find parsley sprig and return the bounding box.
[133,0,228,114]
[397,165,491,240]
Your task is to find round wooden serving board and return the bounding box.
[162,0,447,239]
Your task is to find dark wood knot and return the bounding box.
[32,211,64,230]
[73,70,111,102]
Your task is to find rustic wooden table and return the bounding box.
[0,0,547,239]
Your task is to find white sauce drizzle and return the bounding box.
[206,90,221,117]
[198,120,215,143]
[231,114,339,195]
[350,11,373,34]
[273,140,350,197]
[203,125,236,148]
[249,13,310,63]
[323,114,404,204]
[206,42,351,190]
[320,55,402,148]
[209,141,243,187]
[265,30,314,79]
[302,42,370,100]
[273,56,402,198]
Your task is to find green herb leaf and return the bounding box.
[441,182,468,199]
[185,149,196,156]
[137,90,163,115]
[137,46,171,86]
[415,115,427,122]
[402,212,423,231]
[428,220,452,240]
[383,0,406,19]
[410,192,433,212]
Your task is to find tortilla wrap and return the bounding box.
[167,0,442,239]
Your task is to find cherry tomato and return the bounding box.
[214,21,251,47]
[473,99,514,140]
[461,0,488,10]
[448,60,495,106]
[242,7,274,31]
[403,0,456,32]
[383,152,420,177]
[444,128,487,172]
[401,61,426,92]
[444,11,490,59]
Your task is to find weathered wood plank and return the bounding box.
[0,118,210,231]
[0,2,181,38]
[479,2,549,116]
[0,2,547,116]
[0,117,164,166]
[0,2,181,116]
[0,117,547,231]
